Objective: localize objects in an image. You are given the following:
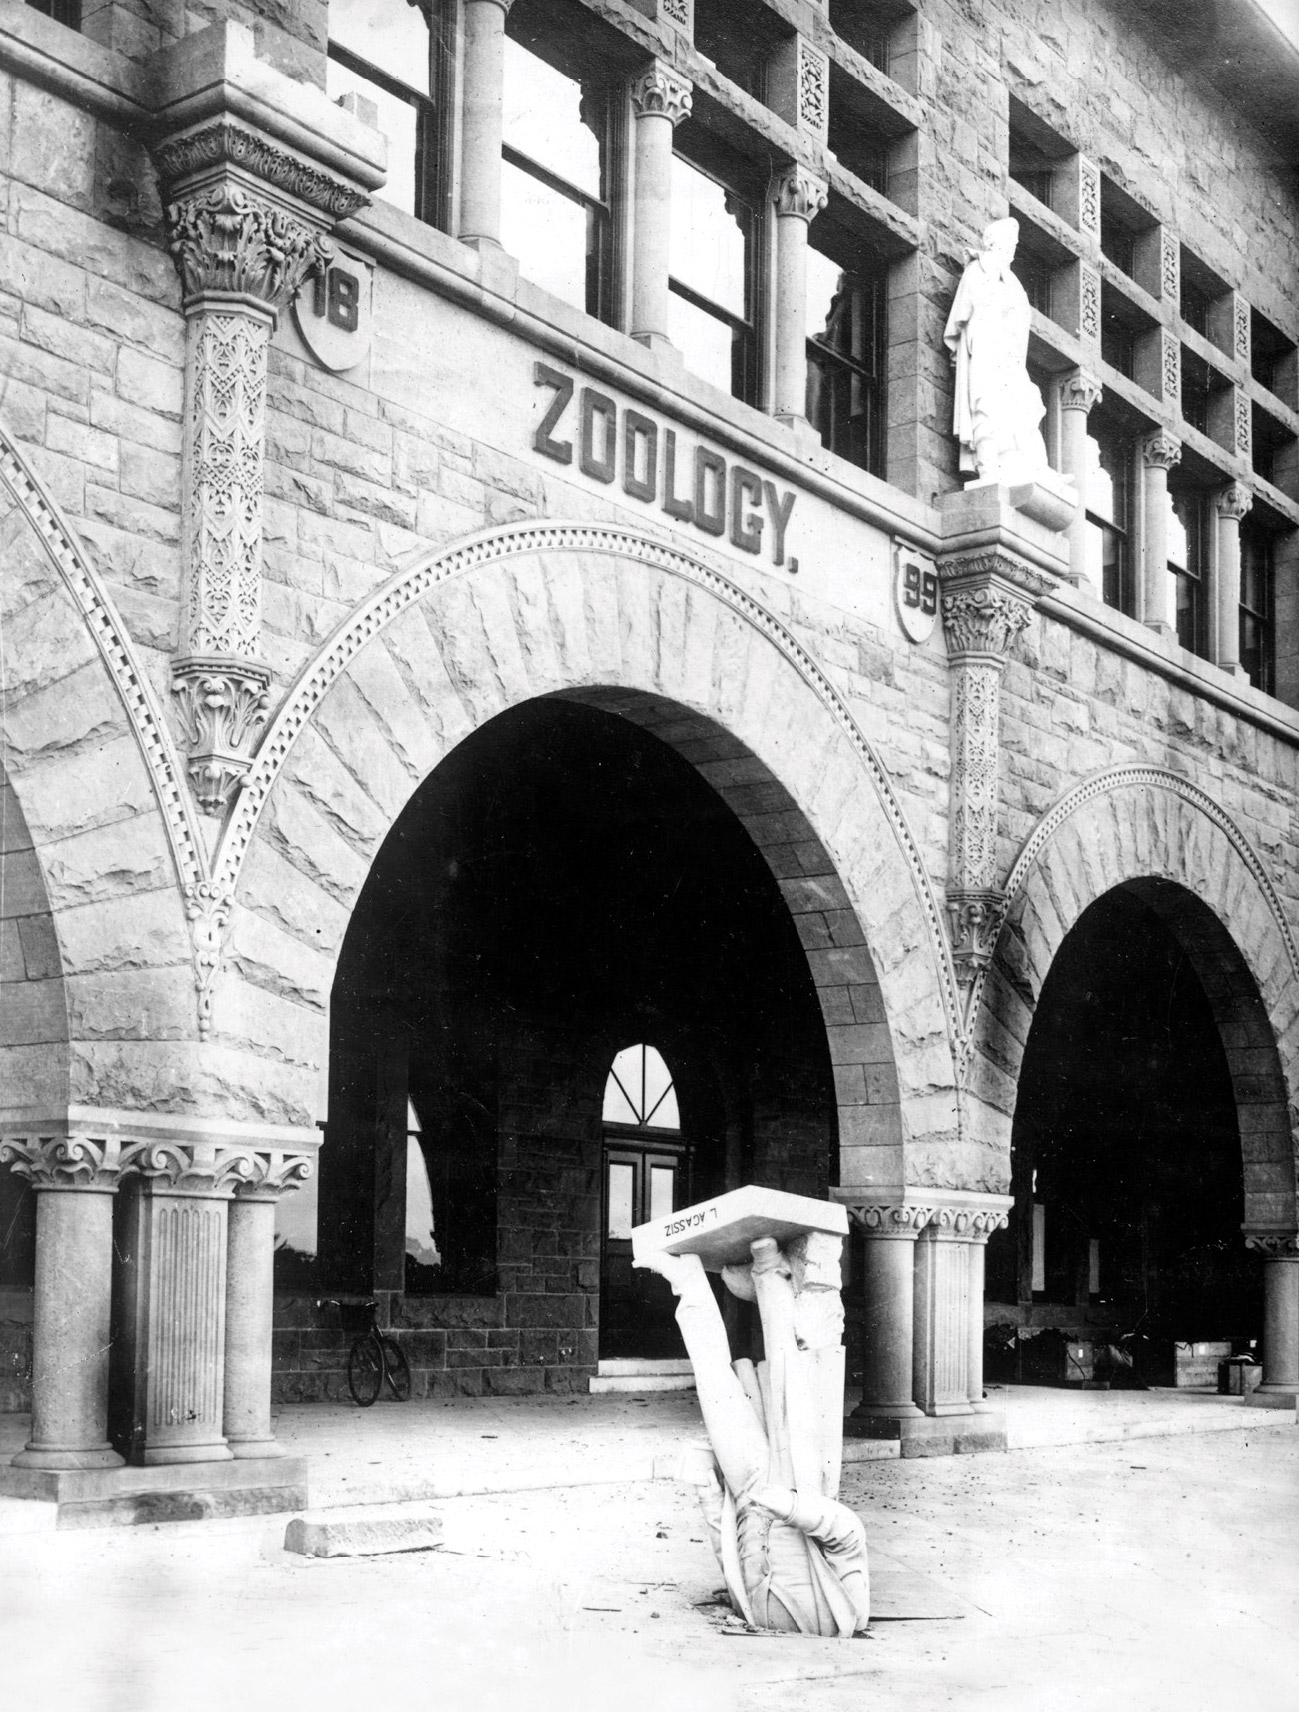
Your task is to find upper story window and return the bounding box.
[327,0,452,226]
[501,38,613,319]
[668,135,759,403]
[1084,416,1133,616]
[805,237,885,476]
[1168,485,1209,658]
[25,0,79,26]
[1240,522,1275,695]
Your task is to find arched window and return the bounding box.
[602,1043,680,1130]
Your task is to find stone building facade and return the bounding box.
[0,0,1296,1508]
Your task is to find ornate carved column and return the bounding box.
[770,163,828,425]
[0,1135,139,1469]
[1057,370,1103,591]
[629,61,693,350]
[152,127,368,813]
[1245,1233,1299,1405]
[841,1203,930,1421]
[224,1150,313,1458]
[459,0,516,248]
[1140,430,1181,636]
[114,1141,263,1464]
[1213,483,1253,676]
[939,552,1053,986]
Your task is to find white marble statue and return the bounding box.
[944,217,1050,483]
[636,1233,870,1637]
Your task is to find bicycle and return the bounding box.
[325,1299,412,1406]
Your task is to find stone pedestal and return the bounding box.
[0,1136,138,1470]
[630,62,692,349]
[1245,1236,1299,1407]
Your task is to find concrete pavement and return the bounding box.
[0,1389,1294,1712]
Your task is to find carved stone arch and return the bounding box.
[972,767,1299,1229]
[216,522,964,1183]
[0,427,202,1116]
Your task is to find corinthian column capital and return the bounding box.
[1141,430,1182,472]
[631,61,694,124]
[1216,482,1253,522]
[0,1133,141,1192]
[165,181,333,316]
[770,162,829,222]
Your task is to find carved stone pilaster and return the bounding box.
[770,162,829,222]
[630,62,693,125]
[940,552,1052,987]
[154,118,369,816]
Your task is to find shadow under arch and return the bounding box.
[974,769,1297,1233]
[225,522,964,1180]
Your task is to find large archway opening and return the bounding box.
[299,695,840,1393]
[986,881,1264,1386]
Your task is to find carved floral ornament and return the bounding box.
[167,182,334,312]
[1244,1232,1299,1258]
[0,1134,313,1197]
[630,63,693,125]
[1141,430,1182,472]
[945,889,1007,982]
[1216,482,1253,523]
[841,1202,1008,1238]
[153,122,371,223]
[1058,370,1103,413]
[173,661,272,816]
[941,583,1035,660]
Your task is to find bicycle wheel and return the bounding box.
[347,1333,383,1406]
[382,1335,411,1402]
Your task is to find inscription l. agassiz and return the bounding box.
[533,363,798,569]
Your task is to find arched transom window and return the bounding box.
[603,1043,680,1130]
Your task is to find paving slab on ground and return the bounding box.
[0,1421,1293,1712]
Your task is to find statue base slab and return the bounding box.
[963,469,1077,532]
[631,1184,848,1269]
[844,1409,1007,1458]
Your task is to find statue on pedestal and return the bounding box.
[944,218,1050,484]
[635,1192,869,1637]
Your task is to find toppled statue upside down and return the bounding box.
[636,1235,870,1637]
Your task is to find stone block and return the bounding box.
[115,345,183,417]
[11,84,96,210]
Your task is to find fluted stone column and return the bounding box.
[0,1136,138,1469]
[152,120,370,817]
[224,1151,313,1458]
[115,1142,270,1464]
[1214,483,1252,676]
[630,61,692,350]
[939,550,1053,987]
[1245,1234,1299,1406]
[1057,370,1103,591]
[913,1219,971,1415]
[844,1203,928,1420]
[770,164,827,424]
[1140,431,1181,636]
[459,0,515,247]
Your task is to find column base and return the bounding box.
[0,1454,308,1526]
[849,1399,922,1422]
[845,1408,1007,1457]
[141,1441,235,1466]
[227,1436,287,1460]
[13,1443,124,1471]
[1244,1386,1298,1409]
